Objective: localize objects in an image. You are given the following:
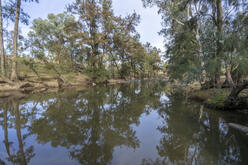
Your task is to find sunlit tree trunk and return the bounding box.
[11,0,21,81]
[215,0,223,86]
[0,0,5,77]
[225,64,234,88]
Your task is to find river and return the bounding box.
[0,81,247,165]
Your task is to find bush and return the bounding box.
[206,94,228,107]
[87,68,110,84]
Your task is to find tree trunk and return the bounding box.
[229,81,248,99]
[213,0,223,86]
[228,123,248,134]
[225,64,234,88]
[0,0,5,77]
[11,0,21,81]
[216,0,223,56]
[224,81,248,109]
[195,11,205,84]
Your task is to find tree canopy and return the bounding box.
[0,0,163,84]
[142,0,248,107]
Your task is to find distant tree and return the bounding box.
[27,0,162,83]
[28,13,79,71]
[68,0,103,76]
[143,43,161,78]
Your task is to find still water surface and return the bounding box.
[0,81,247,165]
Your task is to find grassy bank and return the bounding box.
[190,89,230,109]
[0,59,86,97]
[190,88,248,110]
[0,59,154,97]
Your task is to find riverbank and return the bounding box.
[0,74,136,98]
[190,88,230,109]
[0,73,88,98]
[0,71,163,98]
[190,88,248,110]
[0,59,166,98]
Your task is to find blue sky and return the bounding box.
[20,0,164,50]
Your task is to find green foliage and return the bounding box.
[26,0,163,83]
[206,94,228,107]
[87,67,110,84]
[192,88,230,107]
[28,13,78,66]
[143,0,248,88]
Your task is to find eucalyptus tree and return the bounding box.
[28,13,79,70]
[0,0,5,76]
[67,0,103,73]
[27,13,86,81]
[10,0,38,81]
[142,0,207,84]
[142,0,246,85]
[0,0,32,78]
[0,0,30,78]
[27,0,161,83]
[112,12,141,78]
[223,11,248,108]
[143,43,161,78]
[142,0,248,107]
[101,0,118,77]
[66,0,155,82]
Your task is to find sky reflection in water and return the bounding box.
[0,81,247,165]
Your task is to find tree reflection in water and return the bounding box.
[1,99,35,165]
[0,81,164,165]
[142,93,248,165]
[0,81,247,165]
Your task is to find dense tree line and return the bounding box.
[143,0,248,107]
[0,0,162,84]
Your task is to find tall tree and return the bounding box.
[142,0,245,85]
[11,0,38,81]
[10,0,21,81]
[0,0,5,77]
[27,0,161,83]
[28,13,79,73]
[68,0,102,70]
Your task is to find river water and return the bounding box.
[0,81,247,165]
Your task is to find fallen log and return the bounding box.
[228,123,248,134]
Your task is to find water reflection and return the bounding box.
[142,95,248,165]
[0,81,247,165]
[1,100,35,165]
